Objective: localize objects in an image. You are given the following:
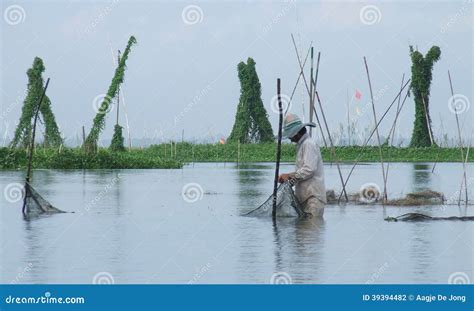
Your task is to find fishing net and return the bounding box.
[385,213,474,222]
[23,182,65,216]
[244,182,305,217]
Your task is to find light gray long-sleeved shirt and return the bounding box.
[289,133,326,204]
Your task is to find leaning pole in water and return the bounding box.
[22,78,50,215]
[272,78,283,219]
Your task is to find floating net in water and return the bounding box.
[385,213,474,222]
[244,182,305,217]
[24,182,65,216]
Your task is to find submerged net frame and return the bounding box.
[23,182,65,216]
[244,182,306,217]
[385,213,474,222]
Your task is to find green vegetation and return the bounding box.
[2,144,471,170]
[0,147,182,170]
[11,57,62,148]
[228,58,274,143]
[409,46,441,147]
[147,143,473,163]
[84,36,137,152]
[110,124,126,152]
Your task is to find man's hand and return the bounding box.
[278,173,290,183]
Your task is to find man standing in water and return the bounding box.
[278,114,326,217]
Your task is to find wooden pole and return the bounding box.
[389,74,405,146]
[315,91,349,202]
[286,43,312,115]
[116,50,121,126]
[23,78,50,214]
[290,34,327,147]
[385,74,405,182]
[237,141,241,167]
[338,79,411,201]
[346,88,350,145]
[82,126,86,147]
[421,94,434,145]
[272,78,283,219]
[309,47,314,137]
[364,57,387,202]
[448,70,468,205]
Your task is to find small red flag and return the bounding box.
[355,89,362,101]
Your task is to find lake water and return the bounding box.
[1,162,473,284]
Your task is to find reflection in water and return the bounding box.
[235,164,272,211]
[412,164,432,192]
[272,217,325,284]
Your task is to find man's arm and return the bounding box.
[289,144,318,182]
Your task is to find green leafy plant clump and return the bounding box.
[110,124,126,152]
[84,36,137,152]
[409,45,441,147]
[10,57,62,148]
[228,58,274,144]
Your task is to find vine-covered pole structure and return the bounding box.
[228,58,274,143]
[11,57,62,149]
[22,78,50,214]
[408,46,440,147]
[84,36,137,152]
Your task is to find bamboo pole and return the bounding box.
[286,42,312,115]
[82,126,86,147]
[23,78,50,214]
[448,70,468,205]
[290,34,328,147]
[364,57,387,202]
[421,94,434,145]
[309,47,314,137]
[346,88,350,145]
[385,74,405,182]
[337,80,411,201]
[389,74,405,146]
[116,50,121,126]
[273,78,283,219]
[315,91,349,202]
[237,141,241,167]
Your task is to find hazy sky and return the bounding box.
[1,0,472,146]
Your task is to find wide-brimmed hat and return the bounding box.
[282,113,316,139]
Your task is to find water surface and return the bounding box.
[1,162,473,284]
